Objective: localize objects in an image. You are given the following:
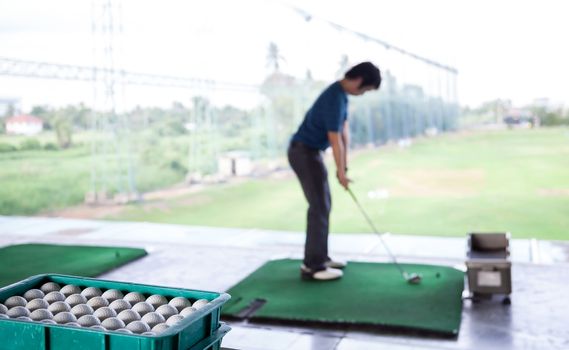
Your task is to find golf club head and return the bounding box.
[405,273,422,284]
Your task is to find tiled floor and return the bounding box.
[0,216,568,349]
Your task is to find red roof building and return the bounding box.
[5,115,44,135]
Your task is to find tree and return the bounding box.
[54,117,72,148]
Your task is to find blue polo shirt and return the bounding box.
[292,81,348,151]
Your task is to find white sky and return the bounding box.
[1,0,568,110]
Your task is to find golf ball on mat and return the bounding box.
[155,304,177,319]
[48,301,71,314]
[7,306,30,318]
[93,307,117,321]
[78,315,101,327]
[117,310,141,324]
[152,323,170,334]
[81,287,102,299]
[109,299,131,313]
[5,296,27,308]
[71,304,94,318]
[40,282,61,294]
[132,301,154,316]
[146,295,168,309]
[23,289,45,301]
[102,289,124,303]
[26,298,49,312]
[166,315,184,326]
[141,312,165,328]
[191,299,209,309]
[168,297,191,312]
[0,304,8,314]
[60,285,82,297]
[126,320,151,334]
[54,312,77,324]
[30,309,53,321]
[87,296,109,310]
[44,291,66,304]
[124,292,146,304]
[180,307,197,317]
[65,294,88,307]
[101,317,125,331]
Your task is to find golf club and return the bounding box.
[347,187,422,284]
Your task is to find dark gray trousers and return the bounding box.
[287,141,331,271]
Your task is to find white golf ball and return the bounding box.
[71,304,94,318]
[109,299,131,313]
[152,323,170,334]
[0,304,8,314]
[115,328,133,334]
[44,291,66,304]
[126,320,151,334]
[81,287,103,299]
[141,312,165,329]
[5,296,27,308]
[191,299,209,309]
[60,285,82,297]
[0,314,8,319]
[168,297,192,312]
[124,292,146,305]
[23,289,45,301]
[117,310,141,325]
[54,311,77,324]
[87,296,109,310]
[146,295,168,309]
[40,282,61,294]
[78,315,101,327]
[65,322,80,327]
[26,298,49,312]
[16,316,32,322]
[30,309,54,321]
[48,301,71,315]
[132,302,154,316]
[65,294,88,307]
[41,319,57,324]
[166,315,184,326]
[90,325,107,331]
[93,307,117,321]
[7,306,30,318]
[155,305,177,319]
[180,307,197,317]
[101,317,125,331]
[102,289,124,303]
[141,331,156,336]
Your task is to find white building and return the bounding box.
[5,115,44,135]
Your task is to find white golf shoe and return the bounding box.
[325,258,347,269]
[300,264,343,281]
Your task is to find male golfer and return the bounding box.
[288,62,381,281]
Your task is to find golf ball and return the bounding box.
[126,320,151,334]
[124,292,146,304]
[44,291,66,304]
[0,314,8,319]
[117,309,141,325]
[53,311,77,324]
[168,297,192,312]
[5,296,27,308]
[23,289,45,301]
[132,301,154,316]
[40,282,61,294]
[16,316,32,322]
[180,307,197,317]
[102,289,124,303]
[71,304,94,318]
[141,312,165,328]
[48,301,71,315]
[60,285,82,297]
[90,325,107,331]
[141,331,156,336]
[166,315,184,326]
[115,328,133,334]
[26,298,49,312]
[81,287,103,299]
[152,323,170,334]
[30,309,54,321]
[7,306,30,318]
[101,317,125,331]
[0,304,8,314]
[41,319,57,324]
[191,299,209,309]
[65,322,81,327]
[87,296,109,310]
[109,299,131,313]
[146,295,168,309]
[155,304,177,319]
[93,307,117,321]
[78,315,101,327]
[65,294,88,307]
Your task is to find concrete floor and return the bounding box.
[0,216,568,350]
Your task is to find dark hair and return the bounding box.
[344,62,381,89]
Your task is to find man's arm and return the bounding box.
[328,131,350,189]
[341,120,349,172]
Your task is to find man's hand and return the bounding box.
[336,170,352,190]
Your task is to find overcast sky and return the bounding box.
[1,0,568,110]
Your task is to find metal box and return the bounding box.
[0,274,230,350]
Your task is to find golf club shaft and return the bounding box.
[347,188,407,276]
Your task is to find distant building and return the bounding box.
[5,115,44,135]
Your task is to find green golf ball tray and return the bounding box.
[0,274,231,350]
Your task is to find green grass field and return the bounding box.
[110,128,569,240]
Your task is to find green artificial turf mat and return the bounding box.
[223,259,464,335]
[0,243,147,287]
